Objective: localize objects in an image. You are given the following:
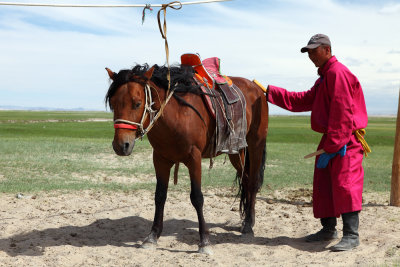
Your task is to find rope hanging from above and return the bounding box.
[142,4,153,24]
[157,1,182,91]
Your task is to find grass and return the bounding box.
[0,111,395,194]
[0,110,113,122]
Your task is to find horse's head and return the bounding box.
[105,66,155,156]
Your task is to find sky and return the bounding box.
[0,0,399,115]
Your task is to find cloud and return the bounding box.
[379,3,400,14]
[378,67,400,74]
[343,57,366,67]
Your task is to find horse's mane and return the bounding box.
[105,64,206,111]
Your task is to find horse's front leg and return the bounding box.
[186,148,212,254]
[141,151,173,249]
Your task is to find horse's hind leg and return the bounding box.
[229,139,266,235]
[229,149,253,233]
[142,151,173,249]
[185,147,212,254]
[229,151,254,234]
[242,139,266,234]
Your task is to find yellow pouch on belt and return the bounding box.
[354,128,371,157]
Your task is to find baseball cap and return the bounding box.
[301,34,331,53]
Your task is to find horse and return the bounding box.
[105,63,268,254]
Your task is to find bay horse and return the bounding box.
[105,63,268,254]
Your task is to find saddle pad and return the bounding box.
[214,83,248,155]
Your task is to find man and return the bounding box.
[266,34,369,251]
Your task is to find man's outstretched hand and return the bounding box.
[316,145,347,169]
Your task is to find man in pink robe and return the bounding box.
[266,34,368,251]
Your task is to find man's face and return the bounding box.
[307,46,331,68]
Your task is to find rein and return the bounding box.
[114,82,176,139]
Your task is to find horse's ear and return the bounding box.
[144,66,155,80]
[105,67,115,80]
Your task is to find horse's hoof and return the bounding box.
[198,245,213,255]
[241,230,254,237]
[141,241,157,249]
[141,236,157,249]
[240,225,254,236]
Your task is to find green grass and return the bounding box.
[0,110,113,122]
[0,111,395,194]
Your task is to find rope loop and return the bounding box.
[157,1,182,40]
[157,1,182,91]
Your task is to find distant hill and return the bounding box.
[0,105,104,111]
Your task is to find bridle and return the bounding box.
[113,83,157,139]
[113,82,175,139]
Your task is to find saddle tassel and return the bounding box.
[354,128,371,157]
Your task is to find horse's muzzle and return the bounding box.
[112,138,135,156]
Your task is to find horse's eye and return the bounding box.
[133,101,142,110]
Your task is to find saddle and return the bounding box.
[181,53,247,155]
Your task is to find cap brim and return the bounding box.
[300,43,321,53]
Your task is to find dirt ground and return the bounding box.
[0,188,399,267]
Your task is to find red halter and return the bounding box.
[114,123,138,130]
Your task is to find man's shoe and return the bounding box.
[305,229,338,242]
[330,211,360,251]
[330,236,359,251]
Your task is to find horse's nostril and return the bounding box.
[124,142,130,150]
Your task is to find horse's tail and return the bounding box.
[173,163,179,185]
[236,141,267,218]
[258,142,267,190]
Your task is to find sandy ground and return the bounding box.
[0,188,399,267]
